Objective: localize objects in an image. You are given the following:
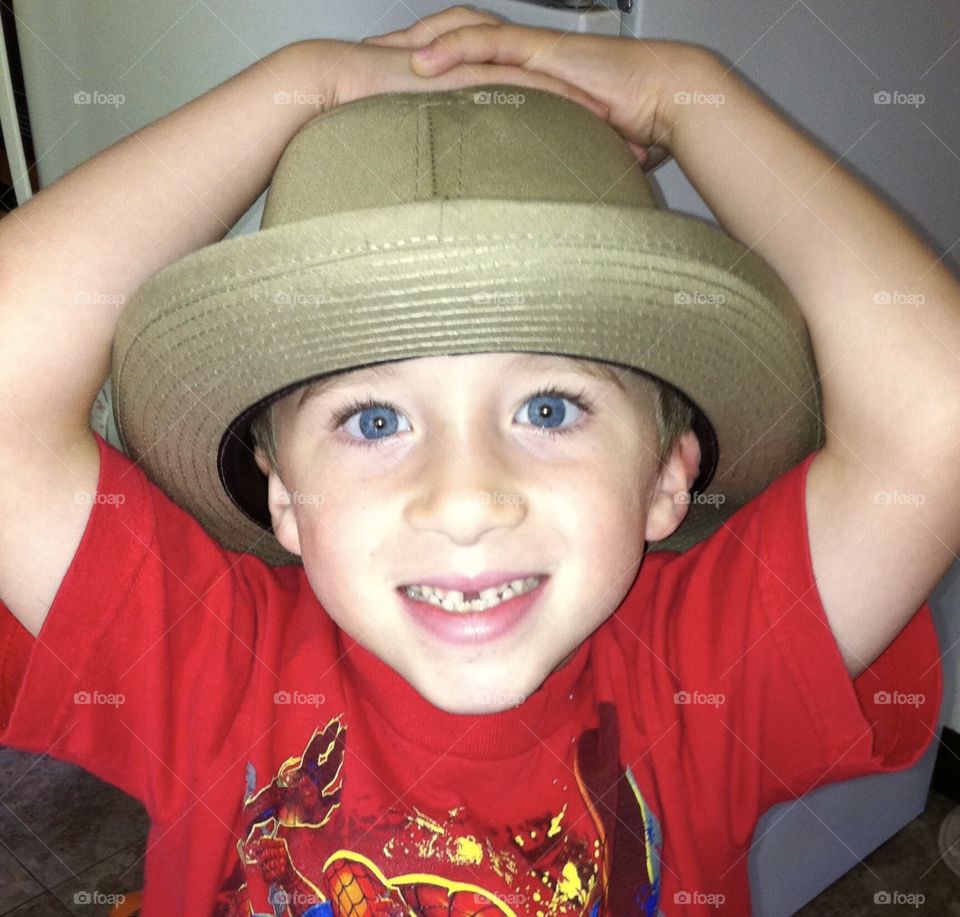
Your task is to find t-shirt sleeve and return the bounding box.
[649,450,942,846]
[0,433,289,824]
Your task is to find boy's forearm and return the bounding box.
[666,51,960,461]
[0,41,331,446]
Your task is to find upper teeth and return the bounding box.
[404,576,542,613]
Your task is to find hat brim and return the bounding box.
[112,198,823,565]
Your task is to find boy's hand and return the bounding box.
[361,5,700,171]
[315,26,611,123]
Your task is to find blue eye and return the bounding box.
[338,401,411,442]
[515,388,587,432]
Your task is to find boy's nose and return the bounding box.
[403,428,528,545]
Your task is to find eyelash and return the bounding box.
[330,384,596,449]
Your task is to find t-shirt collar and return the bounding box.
[337,630,593,761]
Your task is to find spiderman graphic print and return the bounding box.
[215,704,663,916]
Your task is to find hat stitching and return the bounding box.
[132,196,774,309]
[121,272,804,422]
[457,105,464,197]
[123,272,791,394]
[428,106,439,199]
[134,298,758,414]
[129,228,775,317]
[299,89,468,131]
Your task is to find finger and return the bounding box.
[411,23,552,76]
[362,30,426,47]
[404,4,503,34]
[362,7,502,50]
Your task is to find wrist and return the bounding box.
[271,39,338,115]
[655,44,729,153]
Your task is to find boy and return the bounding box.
[1,6,958,915]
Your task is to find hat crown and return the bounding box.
[261,84,656,227]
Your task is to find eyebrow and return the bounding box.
[296,353,628,409]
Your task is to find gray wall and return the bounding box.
[624,0,960,733]
[627,0,960,274]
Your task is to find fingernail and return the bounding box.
[414,46,433,60]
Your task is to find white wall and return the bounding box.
[14,0,619,188]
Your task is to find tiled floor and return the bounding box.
[0,748,147,916]
[0,744,958,915]
[794,786,960,916]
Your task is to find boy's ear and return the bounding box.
[253,446,272,477]
[254,447,302,557]
[645,430,702,543]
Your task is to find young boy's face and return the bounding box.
[256,351,695,714]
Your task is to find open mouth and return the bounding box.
[397,575,549,645]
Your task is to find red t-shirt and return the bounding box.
[0,434,941,916]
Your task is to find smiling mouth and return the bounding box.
[399,576,544,613]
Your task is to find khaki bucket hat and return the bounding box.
[112,84,823,565]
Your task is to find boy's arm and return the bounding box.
[395,11,960,676]
[664,53,960,677]
[0,42,334,637]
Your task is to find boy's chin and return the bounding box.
[423,691,528,717]
[401,644,586,715]
[408,666,547,716]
